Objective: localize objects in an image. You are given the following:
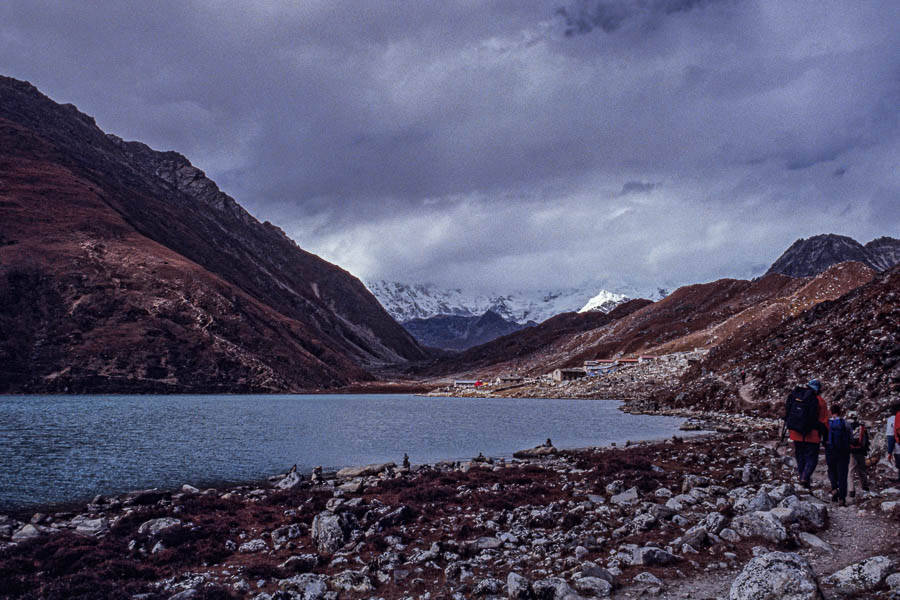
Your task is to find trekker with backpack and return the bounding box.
[825,404,852,505]
[890,403,900,482]
[847,411,870,499]
[784,379,830,489]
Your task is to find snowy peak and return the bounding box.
[366,280,627,324]
[578,290,630,313]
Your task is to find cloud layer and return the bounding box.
[2,0,898,293]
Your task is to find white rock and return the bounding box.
[796,532,832,554]
[729,551,820,600]
[610,487,640,506]
[11,524,42,542]
[574,576,612,597]
[137,517,182,537]
[822,556,894,595]
[731,511,788,543]
[238,539,268,553]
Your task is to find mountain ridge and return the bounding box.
[766,233,900,278]
[0,75,425,393]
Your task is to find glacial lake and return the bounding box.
[0,394,692,511]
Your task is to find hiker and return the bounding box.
[847,411,870,498]
[825,404,852,505]
[741,370,746,385]
[891,403,900,482]
[784,379,829,489]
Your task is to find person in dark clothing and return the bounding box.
[786,379,830,489]
[825,404,852,506]
[741,371,746,385]
[847,411,870,499]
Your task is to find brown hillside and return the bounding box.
[0,76,425,393]
[668,263,897,417]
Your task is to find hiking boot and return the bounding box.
[802,479,811,490]
[831,491,839,502]
[840,498,847,507]
[849,491,855,498]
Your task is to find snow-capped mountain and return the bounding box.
[366,281,644,324]
[577,290,629,313]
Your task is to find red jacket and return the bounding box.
[789,395,829,443]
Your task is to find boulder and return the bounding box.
[279,554,320,573]
[271,524,303,548]
[796,532,832,554]
[574,576,612,597]
[822,556,894,595]
[580,562,615,583]
[278,573,328,600]
[335,462,395,479]
[181,484,200,494]
[311,511,348,555]
[74,517,109,537]
[238,539,268,553]
[610,487,640,506]
[731,511,788,543]
[137,517,182,537]
[532,577,582,600]
[275,470,304,490]
[11,524,42,542]
[747,490,775,512]
[729,551,821,600]
[631,547,678,567]
[507,572,535,599]
[473,577,504,595]
[330,569,373,593]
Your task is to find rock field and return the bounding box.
[2,428,899,599]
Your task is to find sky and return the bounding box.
[1,0,898,294]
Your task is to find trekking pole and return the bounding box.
[773,422,787,456]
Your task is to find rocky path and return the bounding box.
[2,431,899,600]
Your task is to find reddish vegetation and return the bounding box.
[0,76,426,393]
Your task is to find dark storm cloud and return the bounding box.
[1,1,898,293]
[555,0,725,35]
[619,181,659,196]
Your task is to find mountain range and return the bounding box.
[2,75,898,395]
[0,76,425,393]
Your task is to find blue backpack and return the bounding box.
[827,418,852,454]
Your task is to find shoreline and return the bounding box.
[3,422,899,599]
[0,406,711,520]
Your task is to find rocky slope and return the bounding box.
[412,259,878,384]
[0,76,426,393]
[401,311,531,352]
[766,233,900,278]
[668,263,900,418]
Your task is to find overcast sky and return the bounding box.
[2,1,898,294]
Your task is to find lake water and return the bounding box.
[0,394,690,511]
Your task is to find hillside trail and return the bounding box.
[644,442,898,600]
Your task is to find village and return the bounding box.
[427,350,710,402]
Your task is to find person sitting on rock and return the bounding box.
[784,379,830,489]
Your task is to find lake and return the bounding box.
[0,394,690,511]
